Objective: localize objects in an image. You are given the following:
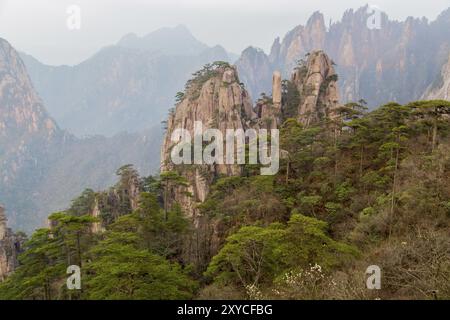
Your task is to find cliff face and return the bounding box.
[90,167,142,233]
[0,206,22,281]
[424,53,450,100]
[162,52,339,218]
[0,38,67,230]
[161,53,338,263]
[0,38,161,232]
[237,6,450,107]
[235,47,273,101]
[0,39,60,153]
[291,51,340,126]
[161,64,256,218]
[270,11,327,75]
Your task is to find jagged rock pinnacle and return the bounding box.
[291,50,340,126]
[272,71,282,109]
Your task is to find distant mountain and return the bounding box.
[117,25,208,55]
[21,25,235,137]
[0,38,161,232]
[236,6,450,107]
[236,47,272,101]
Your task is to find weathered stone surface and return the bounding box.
[291,51,340,126]
[160,64,284,265]
[272,71,282,109]
[423,53,450,100]
[253,99,279,130]
[161,54,341,219]
[222,69,235,84]
[0,207,6,240]
[0,38,162,233]
[0,39,58,143]
[0,206,21,281]
[90,199,104,234]
[161,65,256,219]
[91,170,142,234]
[161,55,341,264]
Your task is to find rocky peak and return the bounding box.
[160,63,283,264]
[160,61,287,214]
[117,25,208,56]
[291,51,340,126]
[238,6,450,109]
[236,47,273,102]
[163,63,255,139]
[252,71,282,130]
[435,7,450,23]
[160,58,339,263]
[162,53,340,190]
[269,11,327,80]
[0,38,64,227]
[161,63,256,216]
[0,39,64,222]
[272,71,282,109]
[0,38,58,143]
[306,11,326,40]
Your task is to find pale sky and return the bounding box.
[0,0,449,65]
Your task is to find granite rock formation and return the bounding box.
[161,63,256,218]
[424,53,450,100]
[291,51,340,126]
[0,38,161,232]
[237,6,450,107]
[0,206,22,281]
[161,52,340,263]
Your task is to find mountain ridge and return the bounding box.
[237,6,450,106]
[21,26,237,137]
[0,38,161,232]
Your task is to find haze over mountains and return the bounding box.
[424,53,450,100]
[237,6,450,107]
[0,38,162,232]
[21,25,236,137]
[0,26,236,232]
[1,6,450,233]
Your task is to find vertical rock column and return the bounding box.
[0,206,18,281]
[292,50,341,127]
[0,206,6,240]
[272,71,282,109]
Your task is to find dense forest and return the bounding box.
[1,97,450,300]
